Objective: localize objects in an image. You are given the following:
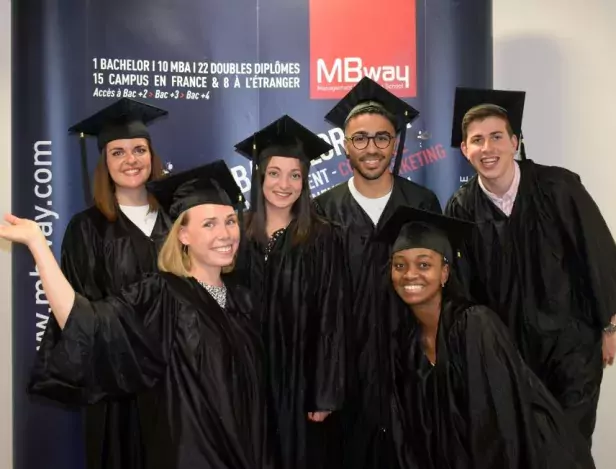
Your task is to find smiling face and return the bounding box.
[105,137,152,190]
[262,156,303,211]
[178,203,240,268]
[391,248,449,307]
[461,116,518,183]
[344,112,397,181]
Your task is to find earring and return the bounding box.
[182,244,188,254]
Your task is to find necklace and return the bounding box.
[264,227,286,261]
[196,279,227,309]
[421,335,436,367]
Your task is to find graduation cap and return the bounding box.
[377,206,475,264]
[146,159,245,222]
[324,77,420,175]
[68,98,169,205]
[234,114,333,206]
[451,87,526,160]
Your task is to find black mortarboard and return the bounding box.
[324,77,420,175]
[235,114,333,164]
[146,159,244,222]
[68,98,169,205]
[451,87,526,159]
[234,115,333,206]
[69,98,168,150]
[377,206,475,264]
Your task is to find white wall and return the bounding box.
[493,1,616,466]
[0,0,12,467]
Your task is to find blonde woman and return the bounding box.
[7,161,275,469]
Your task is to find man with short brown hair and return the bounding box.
[445,87,616,445]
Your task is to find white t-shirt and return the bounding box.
[119,204,158,237]
[348,177,392,226]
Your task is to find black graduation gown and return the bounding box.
[392,301,596,469]
[28,273,274,469]
[30,206,171,469]
[313,176,442,469]
[445,159,616,442]
[235,221,347,469]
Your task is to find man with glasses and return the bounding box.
[314,77,441,469]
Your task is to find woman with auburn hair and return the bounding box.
[7,161,275,469]
[234,115,348,469]
[31,98,172,469]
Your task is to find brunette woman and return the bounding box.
[33,98,172,469]
[234,115,348,469]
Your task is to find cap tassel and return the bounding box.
[392,112,408,176]
[79,133,92,205]
[237,193,245,228]
[519,131,527,161]
[249,140,259,211]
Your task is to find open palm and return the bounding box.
[0,214,44,246]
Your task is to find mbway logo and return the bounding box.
[308,0,416,99]
[316,58,410,89]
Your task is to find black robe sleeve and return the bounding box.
[458,306,594,469]
[306,225,348,412]
[419,190,442,214]
[28,274,169,405]
[28,215,111,405]
[36,214,106,375]
[35,213,106,382]
[550,171,616,329]
[60,213,105,299]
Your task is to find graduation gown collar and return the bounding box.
[343,175,411,231]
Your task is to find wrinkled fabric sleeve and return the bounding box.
[460,306,594,469]
[28,275,169,405]
[306,226,348,412]
[552,174,616,329]
[460,307,540,469]
[28,215,106,404]
[61,213,105,299]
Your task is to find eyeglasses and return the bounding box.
[346,133,395,150]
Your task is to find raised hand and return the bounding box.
[0,214,46,247]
